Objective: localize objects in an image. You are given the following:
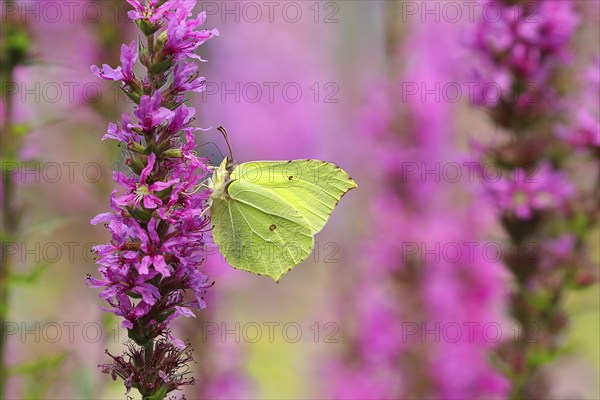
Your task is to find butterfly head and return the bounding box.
[209,127,237,203]
[210,157,234,201]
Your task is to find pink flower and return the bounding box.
[555,56,600,150]
[113,153,179,209]
[164,10,219,61]
[485,162,574,219]
[555,110,600,149]
[91,41,138,84]
[103,113,141,144]
[132,92,175,132]
[540,234,577,270]
[127,0,192,24]
[468,0,579,119]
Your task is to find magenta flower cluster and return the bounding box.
[326,19,509,399]
[469,0,599,397]
[88,0,217,396]
[469,0,579,124]
[484,161,574,220]
[556,56,600,150]
[469,0,581,221]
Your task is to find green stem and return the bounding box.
[138,30,167,400]
[141,340,155,399]
[1,7,33,397]
[144,340,154,367]
[146,32,160,94]
[0,66,16,400]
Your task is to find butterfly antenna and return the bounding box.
[217,126,235,168]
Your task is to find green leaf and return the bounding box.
[11,123,31,137]
[145,386,169,400]
[10,353,68,399]
[570,212,589,237]
[8,261,52,286]
[18,216,73,239]
[0,157,22,171]
[524,290,553,311]
[72,367,95,399]
[121,85,141,104]
[526,348,556,367]
[10,353,67,376]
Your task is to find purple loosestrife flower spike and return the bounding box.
[327,10,509,398]
[89,0,217,397]
[468,1,599,397]
[468,0,579,127]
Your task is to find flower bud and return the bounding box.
[129,142,146,154]
[127,206,153,224]
[573,271,599,288]
[128,154,148,175]
[135,19,160,36]
[156,31,168,47]
[162,148,183,158]
[149,57,172,74]
[128,324,156,346]
[118,80,142,104]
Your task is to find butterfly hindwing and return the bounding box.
[210,179,314,281]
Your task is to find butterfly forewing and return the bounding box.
[231,160,357,234]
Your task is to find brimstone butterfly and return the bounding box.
[206,127,357,281]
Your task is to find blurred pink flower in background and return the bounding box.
[484,162,574,220]
[1,2,113,398]
[464,1,599,397]
[11,0,101,125]
[556,56,600,150]
[467,0,578,118]
[325,11,509,399]
[198,13,337,161]
[6,0,106,210]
